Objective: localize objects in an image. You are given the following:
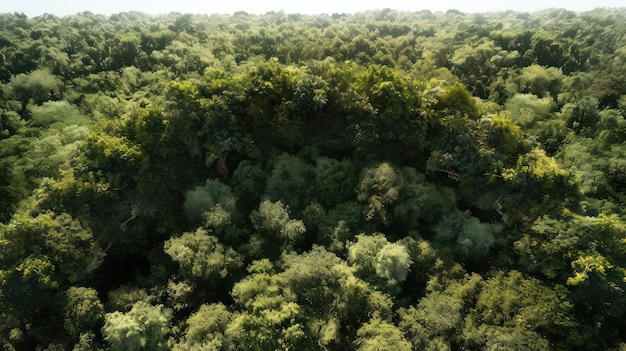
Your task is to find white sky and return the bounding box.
[1,0,624,17]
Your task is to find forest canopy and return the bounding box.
[0,7,625,351]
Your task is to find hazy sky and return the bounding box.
[1,0,624,17]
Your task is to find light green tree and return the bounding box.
[102,301,172,351]
[8,69,62,110]
[64,287,105,341]
[248,199,306,256]
[399,273,482,350]
[347,233,412,294]
[353,318,411,351]
[172,303,233,351]
[463,270,577,350]
[226,261,307,351]
[164,228,243,283]
[516,64,564,98]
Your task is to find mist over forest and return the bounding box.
[0,7,625,350]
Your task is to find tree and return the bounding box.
[449,39,510,99]
[311,156,359,208]
[102,302,172,351]
[500,148,579,219]
[228,248,395,350]
[182,179,236,227]
[0,211,103,345]
[164,228,243,283]
[467,270,578,349]
[172,303,233,351]
[516,64,564,98]
[392,167,456,229]
[29,100,92,130]
[531,30,567,68]
[228,160,267,212]
[105,34,141,70]
[347,233,412,295]
[248,200,306,257]
[0,211,103,288]
[435,82,480,119]
[353,318,411,351]
[400,291,463,349]
[356,162,402,226]
[350,65,429,154]
[399,273,482,351]
[515,213,626,343]
[8,69,61,111]
[264,153,314,212]
[64,287,105,342]
[433,209,500,261]
[226,260,307,351]
[562,97,600,137]
[2,8,626,350]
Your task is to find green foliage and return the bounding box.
[531,30,567,68]
[469,325,551,351]
[1,8,626,350]
[350,65,430,154]
[473,271,575,335]
[515,213,626,330]
[516,64,564,98]
[500,148,579,218]
[263,153,314,211]
[228,160,267,212]
[399,273,482,350]
[353,318,412,351]
[8,69,61,109]
[0,211,103,347]
[30,100,92,130]
[64,287,105,341]
[182,179,236,226]
[399,291,463,350]
[484,116,532,156]
[172,303,233,350]
[504,94,554,129]
[356,162,402,226]
[311,156,359,207]
[0,211,103,287]
[227,264,307,351]
[164,228,243,282]
[562,98,601,137]
[226,248,394,350]
[462,270,579,350]
[72,332,102,351]
[436,82,481,119]
[347,233,412,294]
[106,286,153,312]
[249,200,306,255]
[433,209,500,261]
[280,248,342,300]
[85,130,143,186]
[393,167,457,229]
[102,302,172,351]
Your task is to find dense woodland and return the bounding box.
[0,7,625,350]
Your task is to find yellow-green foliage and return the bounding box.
[1,8,625,351]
